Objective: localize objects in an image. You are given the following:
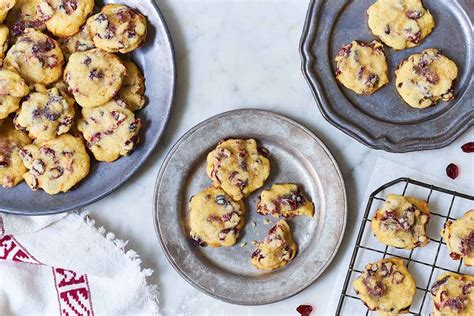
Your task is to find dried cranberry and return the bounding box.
[337,44,351,58]
[296,305,313,316]
[431,276,449,295]
[357,66,365,80]
[83,57,92,65]
[32,39,55,54]
[95,13,107,22]
[461,142,474,153]
[408,32,421,44]
[443,297,464,310]
[449,252,461,260]
[446,163,459,179]
[365,74,378,87]
[406,10,422,19]
[59,0,78,15]
[89,69,104,80]
[384,25,391,34]
[49,166,64,180]
[190,236,206,247]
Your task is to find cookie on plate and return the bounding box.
[335,40,389,95]
[441,210,474,266]
[119,61,146,111]
[77,99,141,162]
[0,24,9,61]
[0,68,29,120]
[40,0,94,37]
[88,4,147,53]
[353,258,416,314]
[0,0,16,23]
[64,48,126,108]
[251,220,297,270]
[14,85,75,141]
[257,183,314,218]
[4,29,64,85]
[19,133,90,194]
[58,24,95,60]
[367,0,435,50]
[371,194,430,249]
[207,138,270,201]
[189,187,246,247]
[0,119,31,188]
[431,272,474,316]
[395,48,458,109]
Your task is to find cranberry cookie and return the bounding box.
[396,48,458,108]
[119,61,145,111]
[367,0,435,50]
[19,134,90,194]
[88,4,147,54]
[64,48,126,108]
[0,68,29,120]
[0,24,9,61]
[251,220,297,270]
[335,40,389,95]
[58,24,95,60]
[371,194,430,249]
[441,210,474,267]
[0,0,15,23]
[189,187,246,247]
[431,272,474,316]
[0,119,31,188]
[207,139,270,201]
[353,258,416,314]
[257,183,314,218]
[39,0,94,37]
[14,86,75,141]
[4,29,64,85]
[77,99,141,162]
[6,0,48,38]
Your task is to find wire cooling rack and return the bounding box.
[336,177,474,315]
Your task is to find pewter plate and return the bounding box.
[0,0,175,215]
[300,0,473,152]
[154,109,347,305]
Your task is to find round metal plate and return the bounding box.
[0,0,175,215]
[300,0,473,152]
[154,109,347,305]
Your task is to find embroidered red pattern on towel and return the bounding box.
[52,267,94,316]
[0,235,42,264]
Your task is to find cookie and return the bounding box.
[4,29,64,85]
[251,220,297,270]
[119,61,145,111]
[0,24,9,61]
[189,187,246,247]
[77,99,141,162]
[0,119,31,188]
[431,272,474,316]
[257,183,314,218]
[371,194,430,249]
[395,48,458,108]
[58,24,95,60]
[353,258,416,314]
[6,0,47,38]
[206,139,270,201]
[335,40,389,95]
[64,48,126,108]
[441,210,474,267]
[367,0,435,50]
[88,4,147,54]
[19,133,90,194]
[0,0,15,23]
[0,68,29,119]
[14,86,75,141]
[39,0,94,38]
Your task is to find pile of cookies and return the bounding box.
[353,194,473,315]
[188,138,315,271]
[0,1,148,194]
[334,0,459,109]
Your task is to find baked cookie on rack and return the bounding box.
[119,61,146,111]
[189,187,246,247]
[371,194,430,249]
[431,272,474,316]
[0,119,31,188]
[367,0,435,50]
[395,48,458,109]
[0,68,30,120]
[257,183,314,218]
[441,210,474,266]
[207,138,270,201]
[88,4,147,53]
[19,134,90,194]
[335,40,389,95]
[353,257,416,314]
[40,0,94,37]
[251,220,297,270]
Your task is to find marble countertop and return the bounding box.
[88,1,473,315]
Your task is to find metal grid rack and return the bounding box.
[336,177,474,315]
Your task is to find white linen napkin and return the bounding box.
[0,211,159,315]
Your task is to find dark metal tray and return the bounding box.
[300,0,473,152]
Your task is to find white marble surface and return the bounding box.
[88,1,474,315]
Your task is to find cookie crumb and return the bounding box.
[252,221,257,228]
[240,242,247,248]
[263,218,272,225]
[251,240,258,246]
